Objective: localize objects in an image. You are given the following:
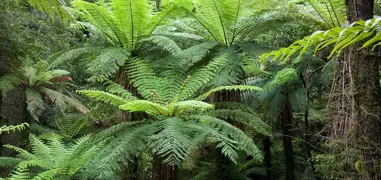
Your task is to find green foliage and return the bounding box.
[0,123,29,135]
[78,57,266,178]
[0,59,88,121]
[71,0,176,50]
[16,0,73,23]
[261,17,381,64]
[0,134,106,180]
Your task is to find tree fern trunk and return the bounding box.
[280,93,294,180]
[263,136,272,180]
[116,68,142,180]
[212,90,244,129]
[329,0,381,178]
[155,0,161,11]
[152,157,178,180]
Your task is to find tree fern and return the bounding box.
[71,0,177,50]
[0,59,88,121]
[78,62,266,178]
[1,134,105,180]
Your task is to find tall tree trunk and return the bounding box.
[281,93,294,180]
[330,0,380,178]
[332,0,381,178]
[152,157,178,180]
[300,74,319,178]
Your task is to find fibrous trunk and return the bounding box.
[152,157,178,180]
[263,137,273,180]
[329,0,381,178]
[280,94,294,180]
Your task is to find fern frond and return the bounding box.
[26,88,45,121]
[86,48,130,82]
[0,123,29,134]
[72,0,125,46]
[3,145,36,160]
[177,55,228,101]
[149,117,194,165]
[260,17,381,63]
[103,80,135,99]
[158,41,218,69]
[169,100,215,116]
[196,85,262,101]
[47,47,94,69]
[125,58,158,99]
[55,114,89,139]
[207,109,271,135]
[19,0,74,23]
[142,35,182,55]
[0,75,23,95]
[8,167,30,180]
[266,68,298,89]
[119,100,170,116]
[77,90,130,106]
[91,124,153,177]
[29,134,52,163]
[192,115,263,161]
[72,0,175,50]
[42,88,89,114]
[31,169,58,180]
[0,157,22,168]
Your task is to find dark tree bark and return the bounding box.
[263,137,273,180]
[329,0,381,178]
[346,0,381,179]
[212,90,244,129]
[300,74,319,178]
[280,93,294,180]
[0,88,27,176]
[152,157,178,180]
[155,0,161,11]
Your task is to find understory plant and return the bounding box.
[76,56,269,178]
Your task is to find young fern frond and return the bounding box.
[0,123,29,135]
[119,100,170,116]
